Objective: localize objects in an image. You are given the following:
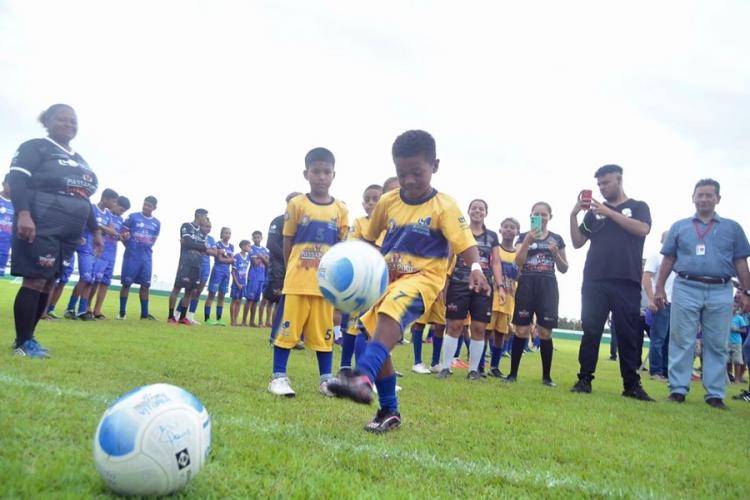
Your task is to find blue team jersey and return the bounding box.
[123,212,161,256]
[233,252,251,287]
[249,245,269,279]
[78,204,108,253]
[214,241,234,271]
[0,195,14,246]
[202,235,216,268]
[103,213,124,257]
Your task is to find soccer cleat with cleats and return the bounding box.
[326,369,374,404]
[63,310,77,320]
[436,368,452,379]
[467,370,484,381]
[488,368,504,378]
[502,375,517,383]
[429,364,442,374]
[411,363,431,375]
[77,311,95,321]
[364,408,402,434]
[622,385,655,402]
[319,380,335,397]
[731,390,750,402]
[268,377,296,397]
[12,339,49,359]
[178,318,192,326]
[46,311,61,320]
[167,318,179,324]
[571,379,592,393]
[542,378,557,387]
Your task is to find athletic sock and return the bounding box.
[66,294,78,312]
[340,333,356,369]
[176,300,185,315]
[509,335,526,378]
[77,298,89,315]
[534,336,541,349]
[353,332,368,362]
[454,336,463,358]
[140,299,149,318]
[412,325,424,365]
[14,287,41,346]
[216,306,223,320]
[35,293,49,328]
[490,344,502,369]
[540,338,554,380]
[431,335,443,367]
[179,306,188,321]
[189,298,198,313]
[168,308,175,320]
[468,339,484,372]
[272,346,291,377]
[119,296,127,317]
[204,305,211,321]
[317,351,333,381]
[375,374,398,412]
[478,339,488,372]
[442,336,459,369]
[355,340,390,381]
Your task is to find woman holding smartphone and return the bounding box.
[505,201,568,386]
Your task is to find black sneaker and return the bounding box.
[571,379,592,393]
[364,408,401,434]
[77,311,95,321]
[467,370,483,381]
[622,385,655,402]
[326,369,374,404]
[542,378,557,387]
[140,314,158,321]
[705,398,728,410]
[488,368,504,378]
[667,393,686,403]
[63,310,77,320]
[731,390,750,402]
[436,368,452,379]
[608,355,617,361]
[502,375,517,383]
[94,314,107,320]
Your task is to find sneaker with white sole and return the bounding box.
[319,380,335,397]
[430,364,442,374]
[268,377,296,397]
[115,314,126,320]
[12,340,49,359]
[411,363,431,375]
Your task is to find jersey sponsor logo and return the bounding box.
[38,254,56,268]
[328,217,338,230]
[387,253,416,280]
[622,208,633,218]
[299,243,324,269]
[301,215,311,225]
[58,159,79,167]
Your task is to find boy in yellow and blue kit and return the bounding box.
[329,130,489,433]
[268,147,349,398]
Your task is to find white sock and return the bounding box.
[469,339,484,373]
[333,325,342,340]
[442,336,459,369]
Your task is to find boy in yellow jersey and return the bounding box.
[328,130,490,433]
[268,147,349,398]
[338,184,383,374]
[486,218,520,377]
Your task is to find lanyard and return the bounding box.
[693,220,714,242]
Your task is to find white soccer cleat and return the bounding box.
[115,314,126,321]
[319,380,335,397]
[268,377,296,397]
[430,364,441,374]
[411,363,431,375]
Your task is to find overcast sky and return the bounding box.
[1,0,748,317]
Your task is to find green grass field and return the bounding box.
[1,280,749,498]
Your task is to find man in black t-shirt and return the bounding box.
[266,192,300,338]
[569,164,654,401]
[168,208,209,325]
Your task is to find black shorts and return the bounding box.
[263,271,284,303]
[512,274,559,329]
[445,280,492,323]
[11,192,90,281]
[174,262,201,291]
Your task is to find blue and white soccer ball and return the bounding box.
[93,384,211,496]
[318,240,389,313]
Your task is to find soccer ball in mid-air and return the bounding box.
[93,383,211,496]
[318,240,388,313]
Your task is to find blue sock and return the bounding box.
[454,337,463,358]
[204,305,211,321]
[340,333,356,369]
[47,304,55,313]
[354,332,368,361]
[356,340,390,381]
[478,340,488,371]
[317,350,333,379]
[189,298,198,313]
[77,298,89,315]
[217,306,223,320]
[119,296,127,317]
[412,326,423,365]
[272,346,291,377]
[67,294,78,311]
[375,374,398,412]
[340,313,350,331]
[431,336,443,367]
[140,299,149,317]
[490,345,502,369]
[534,336,541,348]
[426,325,435,340]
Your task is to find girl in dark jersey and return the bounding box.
[506,201,568,386]
[7,104,101,358]
[438,199,505,380]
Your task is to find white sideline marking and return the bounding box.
[1,372,656,498]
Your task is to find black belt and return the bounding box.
[677,272,730,285]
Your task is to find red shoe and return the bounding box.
[167,318,179,324]
[178,318,192,326]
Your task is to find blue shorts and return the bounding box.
[77,250,96,284]
[244,279,264,302]
[0,250,9,277]
[58,255,76,285]
[121,255,152,287]
[200,261,210,284]
[208,267,230,294]
[93,254,116,286]
[230,284,245,301]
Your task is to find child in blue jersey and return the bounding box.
[0,176,14,277]
[90,195,130,318]
[230,240,252,326]
[268,147,349,398]
[205,226,234,325]
[42,254,75,320]
[328,130,490,433]
[64,188,119,320]
[118,196,161,320]
[243,230,270,327]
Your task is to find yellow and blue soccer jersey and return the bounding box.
[366,190,475,284]
[495,246,519,315]
[282,194,349,296]
[347,216,370,241]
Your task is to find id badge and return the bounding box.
[696,244,706,256]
